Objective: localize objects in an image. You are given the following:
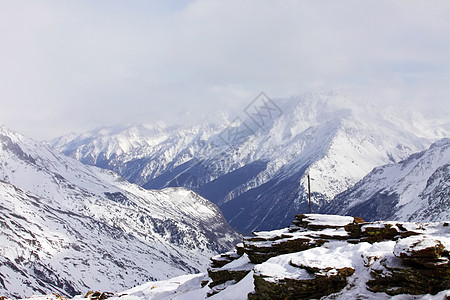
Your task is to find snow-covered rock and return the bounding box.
[208,214,450,299]
[51,92,450,233]
[0,125,240,298]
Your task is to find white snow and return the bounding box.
[209,271,254,300]
[308,227,349,237]
[302,214,355,227]
[221,254,253,271]
[107,273,209,300]
[254,254,315,282]
[289,242,354,270]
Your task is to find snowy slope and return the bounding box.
[51,92,450,233]
[325,138,450,221]
[0,125,240,298]
[21,214,450,300]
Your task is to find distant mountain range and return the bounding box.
[324,138,450,221]
[0,125,240,298]
[51,92,450,233]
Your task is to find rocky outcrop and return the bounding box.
[206,214,450,299]
[345,221,421,243]
[207,244,254,296]
[367,235,450,296]
[242,214,363,265]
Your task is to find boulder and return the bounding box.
[393,235,448,267]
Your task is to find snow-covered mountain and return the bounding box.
[324,138,450,221]
[51,92,450,233]
[0,125,240,298]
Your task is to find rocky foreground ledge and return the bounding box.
[19,214,450,300]
[208,214,450,299]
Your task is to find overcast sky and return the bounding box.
[1,0,449,140]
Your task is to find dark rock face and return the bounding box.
[249,270,353,300]
[208,269,249,288]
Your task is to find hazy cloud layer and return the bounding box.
[1,0,449,139]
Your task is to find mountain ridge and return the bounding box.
[51,92,450,232]
[324,137,450,221]
[0,124,240,298]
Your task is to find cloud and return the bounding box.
[0,0,449,139]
